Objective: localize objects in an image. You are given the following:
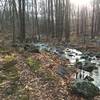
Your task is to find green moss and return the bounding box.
[3,54,17,73]
[4,54,16,63]
[44,71,56,81]
[0,47,6,52]
[27,57,41,72]
[18,95,29,100]
[71,80,100,98]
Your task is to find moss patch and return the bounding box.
[27,57,41,72]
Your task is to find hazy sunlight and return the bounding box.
[70,0,92,7]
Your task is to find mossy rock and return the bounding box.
[71,80,100,98]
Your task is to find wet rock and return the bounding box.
[83,62,98,72]
[49,47,57,54]
[33,43,49,52]
[75,61,83,69]
[85,52,95,57]
[84,76,94,81]
[76,60,98,72]
[56,66,69,78]
[71,80,100,98]
[80,54,89,60]
[96,52,100,59]
[82,66,96,72]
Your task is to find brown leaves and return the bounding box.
[0,49,97,100]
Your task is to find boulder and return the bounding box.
[71,80,99,98]
[75,61,83,69]
[76,60,98,72]
[84,76,94,81]
[96,52,100,59]
[83,63,98,72]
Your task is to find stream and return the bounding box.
[34,43,100,88]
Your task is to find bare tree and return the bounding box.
[18,0,25,42]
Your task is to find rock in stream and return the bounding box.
[71,80,100,98]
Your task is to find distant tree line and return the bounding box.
[0,0,100,43]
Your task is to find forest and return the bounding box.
[0,0,100,100]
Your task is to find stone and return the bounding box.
[84,76,94,81]
[56,66,69,78]
[71,80,99,98]
[83,63,98,72]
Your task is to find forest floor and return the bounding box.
[0,34,100,100]
[0,47,83,100]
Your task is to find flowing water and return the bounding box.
[34,43,100,88]
[74,66,100,89]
